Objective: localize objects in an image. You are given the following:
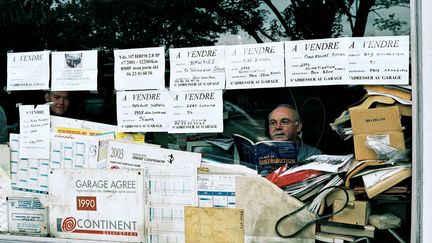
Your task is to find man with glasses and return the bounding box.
[268,104,322,162]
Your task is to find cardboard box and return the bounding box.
[349,106,405,160]
[331,200,370,226]
[353,131,405,161]
[350,106,402,134]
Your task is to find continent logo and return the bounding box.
[57,217,77,232]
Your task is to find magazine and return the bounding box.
[232,133,297,174]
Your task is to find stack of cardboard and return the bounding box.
[317,85,412,242]
[349,106,405,161]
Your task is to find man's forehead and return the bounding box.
[51,92,69,97]
[270,107,296,118]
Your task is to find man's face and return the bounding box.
[268,107,302,141]
[45,91,70,115]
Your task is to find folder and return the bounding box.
[362,167,411,198]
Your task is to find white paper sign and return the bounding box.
[168,90,223,133]
[7,51,50,91]
[51,50,98,91]
[116,90,169,132]
[225,42,285,89]
[49,168,145,242]
[348,36,409,84]
[285,38,349,86]
[169,46,225,90]
[19,105,50,159]
[114,47,165,91]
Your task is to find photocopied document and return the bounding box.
[225,42,285,90]
[169,45,226,91]
[114,47,166,91]
[116,90,170,132]
[9,134,50,196]
[7,50,50,91]
[168,89,223,134]
[51,50,98,91]
[50,133,112,169]
[197,174,237,208]
[106,140,202,243]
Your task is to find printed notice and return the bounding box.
[169,46,225,90]
[348,36,409,85]
[116,90,169,132]
[285,38,349,86]
[168,90,223,133]
[51,50,98,91]
[114,47,165,91]
[225,42,285,89]
[19,105,50,159]
[7,51,50,91]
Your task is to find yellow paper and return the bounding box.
[56,127,145,142]
[185,206,244,243]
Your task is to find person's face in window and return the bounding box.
[45,91,70,116]
[268,107,302,141]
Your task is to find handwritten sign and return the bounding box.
[116,90,169,132]
[19,105,50,159]
[114,47,165,91]
[169,46,225,90]
[51,50,98,91]
[225,42,285,89]
[348,36,409,84]
[168,90,223,133]
[285,38,349,86]
[7,51,50,91]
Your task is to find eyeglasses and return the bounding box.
[269,118,298,128]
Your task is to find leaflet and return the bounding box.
[51,50,98,91]
[114,47,165,91]
[168,90,223,133]
[169,45,225,90]
[7,50,50,91]
[19,105,50,159]
[225,42,285,89]
[116,90,169,132]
